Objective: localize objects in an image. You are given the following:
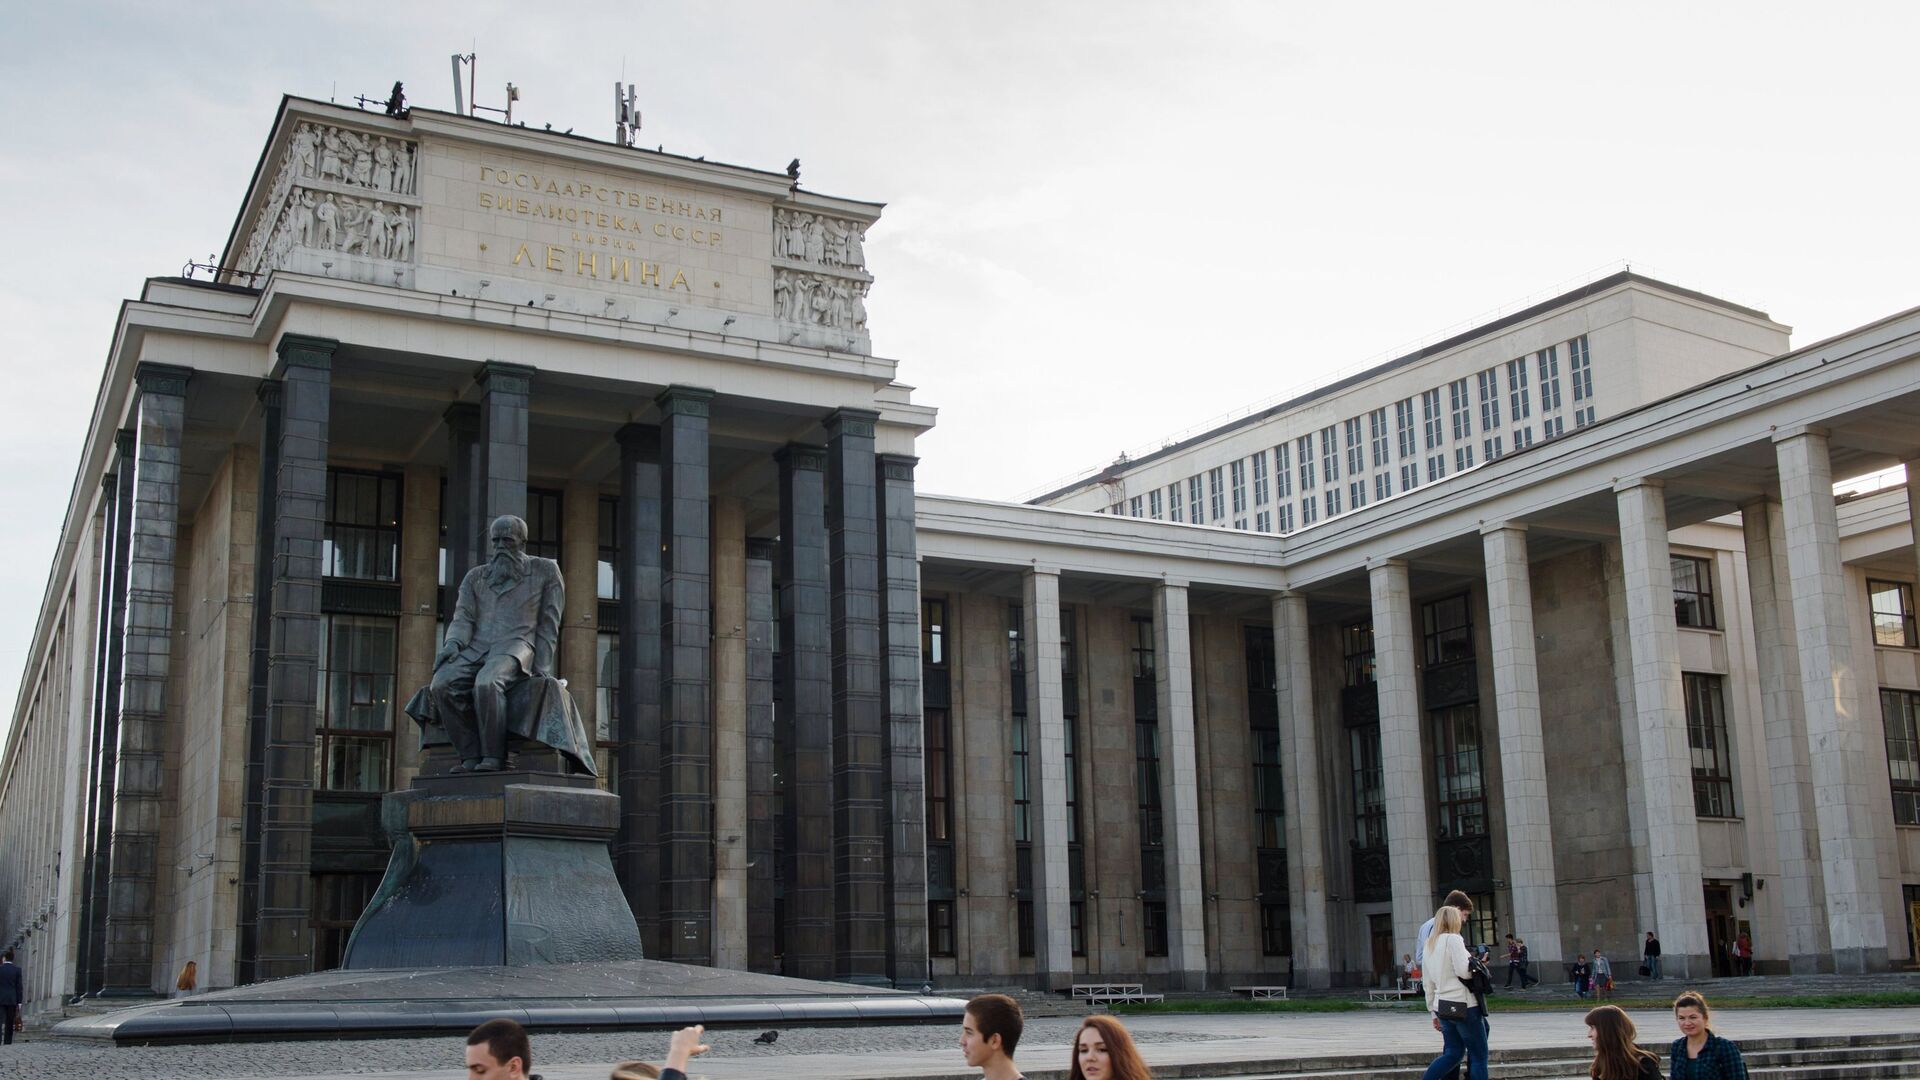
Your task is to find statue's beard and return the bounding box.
[486,548,528,586]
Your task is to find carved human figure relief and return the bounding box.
[291,124,319,179]
[351,137,374,188]
[315,194,339,248]
[772,209,790,259]
[367,201,391,257]
[846,224,866,269]
[388,207,413,261]
[320,127,346,184]
[785,212,808,262]
[850,282,868,329]
[823,218,849,267]
[828,279,851,326]
[295,191,317,247]
[373,138,396,192]
[393,144,414,194]
[773,271,794,319]
[802,216,826,264]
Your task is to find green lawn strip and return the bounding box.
[1108,991,1920,1016]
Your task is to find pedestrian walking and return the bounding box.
[1669,991,1749,1079]
[1643,932,1662,980]
[962,993,1029,1080]
[1571,953,1592,999]
[1592,949,1614,998]
[1585,1004,1662,1079]
[0,950,21,1045]
[1069,1014,1154,1080]
[1420,904,1488,1080]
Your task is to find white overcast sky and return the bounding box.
[3,1,1918,731]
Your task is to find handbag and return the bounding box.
[1638,963,1651,977]
[1436,997,1472,1021]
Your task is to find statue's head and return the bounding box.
[489,515,529,558]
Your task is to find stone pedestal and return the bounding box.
[342,778,643,969]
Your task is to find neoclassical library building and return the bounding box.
[2,97,1918,1011]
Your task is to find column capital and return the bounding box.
[656,385,714,418]
[1024,564,1061,579]
[745,537,777,562]
[477,361,534,396]
[1612,476,1665,494]
[255,379,282,409]
[443,401,479,431]
[1155,577,1190,593]
[274,334,336,371]
[775,443,828,472]
[877,453,918,481]
[615,422,660,457]
[1770,424,1830,445]
[1366,556,1407,574]
[133,362,193,397]
[114,428,136,458]
[1478,521,1526,537]
[824,408,880,439]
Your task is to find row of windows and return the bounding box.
[1111,337,1595,532]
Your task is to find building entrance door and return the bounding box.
[1703,881,1735,978]
[1370,914,1395,987]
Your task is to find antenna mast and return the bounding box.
[614,82,641,147]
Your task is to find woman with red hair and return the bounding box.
[1069,1014,1155,1080]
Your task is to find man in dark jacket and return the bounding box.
[0,950,23,1044]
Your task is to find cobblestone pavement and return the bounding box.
[8,1005,1919,1080]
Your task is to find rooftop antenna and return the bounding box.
[450,53,470,115]
[614,82,641,147]
[454,54,520,124]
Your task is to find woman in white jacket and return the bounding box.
[1420,905,1488,1080]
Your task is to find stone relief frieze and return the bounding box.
[774,270,867,331]
[773,208,866,270]
[290,121,417,195]
[236,120,420,283]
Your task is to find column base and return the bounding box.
[1831,946,1890,975]
[1291,966,1333,990]
[342,780,643,969]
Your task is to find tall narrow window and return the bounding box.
[922,596,956,956]
[1432,704,1486,838]
[1394,399,1416,459]
[525,487,563,560]
[1506,357,1531,422]
[1537,346,1562,412]
[1672,556,1717,629]
[1188,475,1203,523]
[1569,334,1594,405]
[1422,593,1473,666]
[1369,407,1389,468]
[1880,688,1920,825]
[1297,435,1317,490]
[1422,388,1445,450]
[1343,621,1376,686]
[1133,615,1166,956]
[1477,369,1502,435]
[1247,626,1289,957]
[1344,417,1364,476]
[1427,454,1446,484]
[1062,607,1088,955]
[1273,443,1292,499]
[324,469,402,581]
[1166,483,1183,523]
[1230,459,1248,515]
[1869,580,1917,647]
[1325,486,1343,516]
[1685,673,1736,818]
[1449,378,1473,441]
[1010,604,1034,956]
[1148,489,1162,520]
[1251,450,1270,506]
[1209,467,1225,522]
[315,615,397,792]
[1129,495,1143,518]
[1349,479,1366,509]
[1350,726,1385,849]
[1321,426,1341,484]
[596,495,620,600]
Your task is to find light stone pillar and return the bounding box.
[1741,498,1829,971]
[393,465,441,789]
[712,496,749,970]
[1774,430,1889,972]
[1369,559,1434,960]
[1908,459,1920,571]
[1613,479,1709,976]
[1480,526,1564,966]
[558,482,599,725]
[1272,591,1330,988]
[1153,582,1207,989]
[1023,569,1073,990]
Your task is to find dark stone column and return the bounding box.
[745,537,778,973]
[876,453,928,988]
[824,409,887,985]
[614,423,662,956]
[103,364,191,993]
[237,380,282,986]
[478,362,532,523]
[81,432,135,995]
[777,444,834,979]
[657,386,713,964]
[257,335,334,981]
[442,403,483,615]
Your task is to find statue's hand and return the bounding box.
[435,638,463,666]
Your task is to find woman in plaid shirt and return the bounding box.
[1669,991,1749,1079]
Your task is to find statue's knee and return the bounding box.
[479,661,519,694]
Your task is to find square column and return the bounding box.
[477,362,532,522]
[711,496,749,970]
[614,423,662,955]
[1272,591,1331,988]
[237,383,281,986]
[1369,559,1434,961]
[1774,430,1889,972]
[102,363,192,993]
[81,430,136,995]
[441,403,483,614]
[1024,569,1073,990]
[1741,497,1829,971]
[1480,526,1564,966]
[558,482,600,707]
[777,444,834,978]
[658,386,714,964]
[258,337,335,981]
[825,408,887,984]
[745,537,779,973]
[876,453,928,988]
[1614,479,1709,975]
[1152,582,1207,989]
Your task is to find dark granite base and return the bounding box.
[51,958,967,1043]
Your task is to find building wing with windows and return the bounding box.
[2,97,1920,1012]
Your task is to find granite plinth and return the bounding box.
[341,780,643,969]
[51,958,968,1044]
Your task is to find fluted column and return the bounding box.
[1480,525,1563,966]
[1272,590,1330,988]
[1153,582,1207,989]
[1369,559,1433,961]
[102,363,192,993]
[1025,569,1072,990]
[1741,497,1829,971]
[1774,430,1889,972]
[658,386,714,964]
[778,444,834,978]
[1613,479,1709,976]
[614,423,662,955]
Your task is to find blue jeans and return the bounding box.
[1646,956,1661,979]
[1421,1010,1489,1080]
